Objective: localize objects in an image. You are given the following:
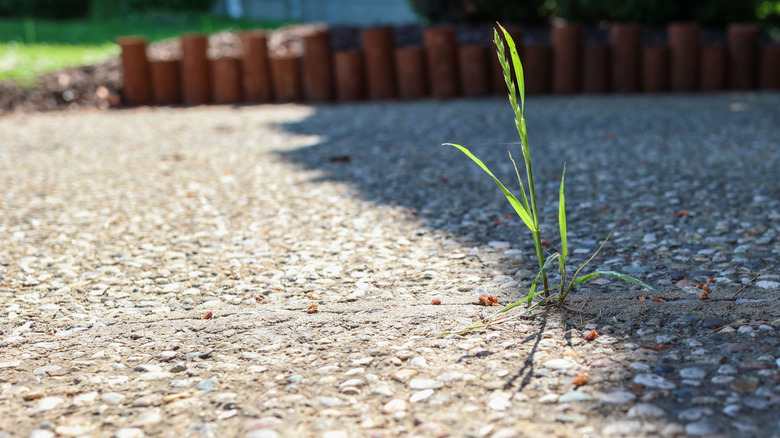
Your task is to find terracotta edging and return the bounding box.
[149,59,181,105]
[180,34,210,104]
[118,37,151,105]
[362,27,397,100]
[240,31,273,103]
[116,23,774,107]
[395,46,428,99]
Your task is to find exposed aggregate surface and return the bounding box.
[1,93,779,438]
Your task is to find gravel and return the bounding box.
[0,93,779,437]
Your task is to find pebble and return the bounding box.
[558,390,592,403]
[488,396,511,411]
[600,391,636,405]
[679,367,707,379]
[602,420,642,436]
[35,397,64,412]
[409,389,434,403]
[381,399,407,414]
[55,417,96,436]
[543,359,575,370]
[627,403,665,419]
[197,377,219,392]
[114,428,145,438]
[133,408,163,427]
[246,430,280,438]
[633,373,675,389]
[101,392,126,404]
[390,368,418,382]
[684,419,719,436]
[677,407,713,421]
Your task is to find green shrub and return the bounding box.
[89,0,215,20]
[553,0,761,27]
[406,0,551,25]
[0,0,91,19]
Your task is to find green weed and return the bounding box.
[443,23,656,335]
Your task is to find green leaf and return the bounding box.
[571,270,657,292]
[498,23,525,118]
[558,164,567,261]
[508,151,531,214]
[445,143,535,231]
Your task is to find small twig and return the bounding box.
[708,319,780,336]
[729,272,760,299]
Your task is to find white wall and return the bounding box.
[218,0,420,25]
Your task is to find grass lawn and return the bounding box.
[0,13,288,85]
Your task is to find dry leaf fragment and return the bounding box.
[638,295,647,302]
[304,293,317,300]
[583,330,599,341]
[651,297,665,303]
[202,311,213,320]
[643,344,671,352]
[478,295,498,306]
[572,373,589,387]
[306,304,318,314]
[430,299,442,305]
[698,291,709,300]
[253,295,264,302]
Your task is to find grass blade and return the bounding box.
[497,23,525,117]
[558,164,567,260]
[445,143,535,230]
[572,270,657,292]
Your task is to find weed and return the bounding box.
[442,23,656,335]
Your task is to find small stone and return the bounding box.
[381,399,407,413]
[33,365,63,376]
[21,389,46,400]
[600,391,636,405]
[702,318,726,328]
[742,396,769,410]
[627,403,665,419]
[73,391,99,405]
[409,356,428,368]
[197,377,218,392]
[29,431,55,438]
[488,241,510,249]
[543,359,575,370]
[339,378,364,388]
[723,404,740,417]
[408,378,441,390]
[717,364,737,374]
[134,364,162,373]
[684,419,719,436]
[352,357,373,365]
[55,417,95,436]
[755,280,780,289]
[538,393,559,404]
[35,396,64,412]
[316,396,342,408]
[679,367,707,379]
[390,368,418,382]
[602,420,642,436]
[488,397,511,411]
[558,390,592,403]
[101,392,126,404]
[245,416,283,430]
[409,389,434,403]
[114,428,145,438]
[677,407,713,421]
[246,431,280,438]
[132,408,162,427]
[286,374,303,384]
[633,373,675,389]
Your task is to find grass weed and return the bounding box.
[443,23,656,335]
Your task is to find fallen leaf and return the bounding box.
[698,291,709,300]
[430,299,441,305]
[306,304,318,314]
[675,210,691,217]
[638,295,647,302]
[572,373,589,387]
[202,311,213,320]
[651,297,665,303]
[643,344,671,352]
[583,330,599,341]
[253,295,264,302]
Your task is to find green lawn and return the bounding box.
[0,14,288,85]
